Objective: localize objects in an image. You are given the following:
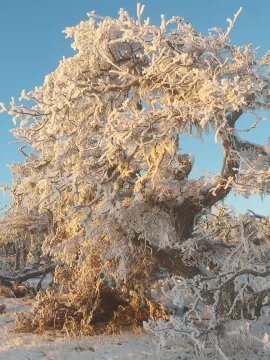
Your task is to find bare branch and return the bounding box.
[0,263,59,287]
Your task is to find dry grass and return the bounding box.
[0,286,13,297]
[15,278,167,337]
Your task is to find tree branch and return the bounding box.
[0,263,58,287]
[246,209,266,219]
[201,109,267,207]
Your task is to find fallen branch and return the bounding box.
[0,263,58,287]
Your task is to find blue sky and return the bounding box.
[0,0,269,215]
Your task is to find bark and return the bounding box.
[14,239,21,271]
[203,269,270,319]
[201,111,267,208]
[154,247,200,278]
[240,288,270,319]
[216,286,270,320]
[201,111,242,207]
[133,236,200,278]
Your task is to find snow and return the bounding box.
[0,297,179,360]
[1,295,270,360]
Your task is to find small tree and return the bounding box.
[1,4,270,345]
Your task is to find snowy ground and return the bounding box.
[0,296,184,360]
[0,262,270,360]
[1,296,270,360]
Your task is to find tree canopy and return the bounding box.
[1,4,270,354]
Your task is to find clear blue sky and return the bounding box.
[0,0,269,215]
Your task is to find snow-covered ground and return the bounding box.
[0,296,184,360]
[1,295,270,360]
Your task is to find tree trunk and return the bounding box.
[14,239,21,271]
[132,199,202,279]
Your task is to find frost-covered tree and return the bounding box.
[1,4,270,342]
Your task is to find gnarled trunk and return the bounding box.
[136,110,268,279]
